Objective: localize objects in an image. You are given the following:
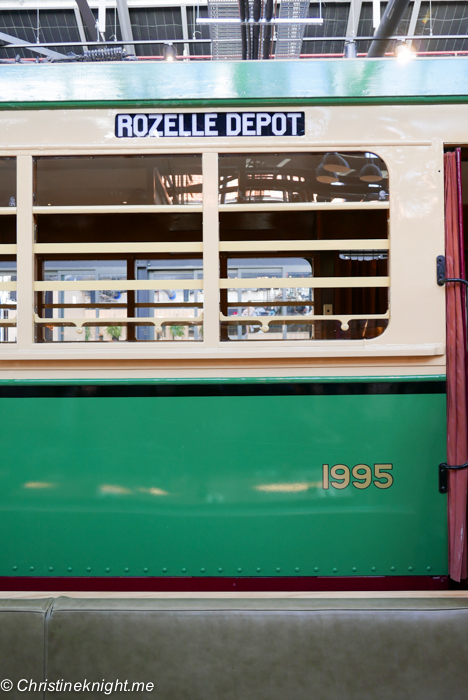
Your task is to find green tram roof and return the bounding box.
[0,57,467,109]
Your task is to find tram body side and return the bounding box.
[0,60,455,587]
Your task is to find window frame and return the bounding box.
[0,145,443,359]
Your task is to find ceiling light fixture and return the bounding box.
[359,163,383,182]
[316,164,337,184]
[395,40,415,62]
[163,43,177,61]
[344,40,357,59]
[322,152,351,175]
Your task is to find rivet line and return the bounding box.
[12,564,421,576]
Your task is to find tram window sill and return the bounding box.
[0,343,445,361]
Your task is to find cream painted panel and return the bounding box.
[0,344,444,361]
[221,277,390,289]
[0,104,458,366]
[364,144,445,352]
[16,156,34,350]
[220,240,390,252]
[2,104,468,153]
[35,280,202,291]
[0,363,446,382]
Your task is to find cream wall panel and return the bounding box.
[16,156,34,350]
[0,104,459,374]
[1,104,468,152]
[202,152,220,348]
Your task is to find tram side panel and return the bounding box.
[0,380,447,581]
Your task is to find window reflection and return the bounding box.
[0,262,16,343]
[219,152,388,204]
[37,259,203,343]
[219,208,389,342]
[222,257,314,341]
[0,159,16,208]
[35,155,202,206]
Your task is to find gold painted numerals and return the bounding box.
[322,464,393,490]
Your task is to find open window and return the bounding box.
[31,150,389,347]
[0,158,16,343]
[218,153,389,342]
[33,156,203,343]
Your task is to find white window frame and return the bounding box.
[0,145,444,361]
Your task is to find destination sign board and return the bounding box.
[115,112,305,138]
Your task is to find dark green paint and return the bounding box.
[0,59,468,110]
[5,96,468,110]
[0,390,447,577]
[0,375,446,386]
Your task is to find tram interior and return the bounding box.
[0,153,389,343]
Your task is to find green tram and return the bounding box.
[0,57,464,591]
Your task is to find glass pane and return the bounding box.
[0,159,16,208]
[36,258,203,343]
[219,207,389,342]
[220,210,388,243]
[220,317,389,341]
[222,257,313,341]
[36,212,202,244]
[140,259,203,342]
[0,216,16,245]
[39,260,127,343]
[219,152,388,204]
[35,155,202,206]
[0,261,16,343]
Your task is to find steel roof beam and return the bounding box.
[407,0,421,48]
[75,0,100,41]
[346,0,362,39]
[2,34,465,51]
[0,30,64,59]
[181,3,190,57]
[367,0,411,57]
[116,0,135,54]
[74,5,89,50]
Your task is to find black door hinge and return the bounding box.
[439,461,468,493]
[437,255,468,288]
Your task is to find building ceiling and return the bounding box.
[0,0,467,60]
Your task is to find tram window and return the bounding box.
[0,214,16,246]
[0,260,16,344]
[29,150,390,348]
[35,258,203,343]
[218,152,388,204]
[35,209,203,342]
[35,213,203,244]
[219,208,389,341]
[0,214,16,344]
[221,257,315,341]
[0,158,16,208]
[34,155,202,206]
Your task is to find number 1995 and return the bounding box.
[322,464,393,490]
